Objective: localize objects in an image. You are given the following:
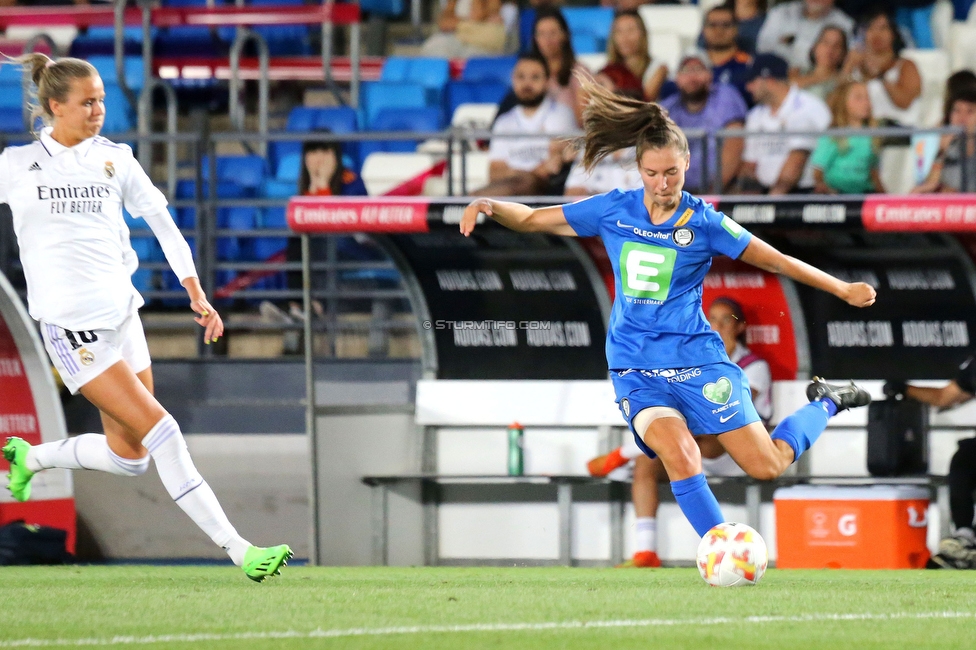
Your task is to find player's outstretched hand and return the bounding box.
[460,198,491,237]
[843,281,876,307]
[191,297,224,345]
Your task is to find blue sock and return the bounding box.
[670,473,724,537]
[771,400,833,462]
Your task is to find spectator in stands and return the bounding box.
[944,70,976,126]
[594,10,667,102]
[811,80,885,194]
[564,148,642,196]
[601,0,682,9]
[737,53,831,194]
[586,296,774,569]
[884,356,976,570]
[842,8,921,127]
[480,53,577,196]
[789,25,848,102]
[756,0,854,71]
[421,0,511,57]
[299,137,366,197]
[911,86,976,193]
[659,51,748,193]
[531,6,587,123]
[700,4,754,103]
[728,0,768,55]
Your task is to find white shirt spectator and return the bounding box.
[565,148,643,195]
[730,343,772,423]
[0,127,196,331]
[864,61,922,127]
[756,1,854,71]
[488,97,577,172]
[743,85,831,189]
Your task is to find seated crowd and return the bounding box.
[449,0,975,198]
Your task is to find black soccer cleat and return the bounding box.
[806,377,871,413]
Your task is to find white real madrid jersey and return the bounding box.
[0,128,196,331]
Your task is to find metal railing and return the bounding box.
[3,123,975,360]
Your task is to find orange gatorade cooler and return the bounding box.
[774,485,930,569]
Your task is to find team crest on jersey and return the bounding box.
[104,161,115,179]
[78,347,95,366]
[672,227,695,247]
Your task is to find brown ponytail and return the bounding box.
[7,53,97,135]
[577,75,688,172]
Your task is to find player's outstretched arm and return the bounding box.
[460,198,578,237]
[182,276,224,344]
[739,236,876,307]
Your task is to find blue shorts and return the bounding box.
[610,361,761,459]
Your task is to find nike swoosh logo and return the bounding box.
[719,411,739,424]
[616,220,635,229]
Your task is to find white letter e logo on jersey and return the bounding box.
[620,242,676,301]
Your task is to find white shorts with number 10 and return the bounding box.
[41,308,151,395]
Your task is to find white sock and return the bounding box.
[142,415,250,566]
[621,437,644,461]
[956,527,975,542]
[635,516,657,553]
[26,434,150,477]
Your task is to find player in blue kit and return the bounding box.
[459,79,876,538]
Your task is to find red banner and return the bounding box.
[862,195,976,232]
[702,258,799,381]
[287,197,431,234]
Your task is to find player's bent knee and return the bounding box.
[742,458,784,481]
[109,449,151,477]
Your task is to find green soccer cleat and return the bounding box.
[3,437,35,502]
[242,544,293,582]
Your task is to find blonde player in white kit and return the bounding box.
[0,54,291,582]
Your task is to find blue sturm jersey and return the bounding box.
[563,189,752,371]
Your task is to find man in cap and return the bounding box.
[659,51,749,193]
[737,53,831,195]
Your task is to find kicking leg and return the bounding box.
[641,414,723,537]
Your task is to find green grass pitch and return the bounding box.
[1,566,975,649]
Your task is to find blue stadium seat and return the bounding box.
[361,107,444,158]
[154,26,228,57]
[445,81,508,117]
[359,0,405,17]
[262,207,288,229]
[100,85,136,134]
[381,57,450,105]
[175,179,249,229]
[70,27,148,57]
[275,153,302,183]
[563,7,614,53]
[360,81,428,129]
[0,107,25,134]
[275,106,360,172]
[462,56,517,84]
[217,206,258,261]
[88,56,145,93]
[262,180,296,198]
[0,65,25,109]
[129,237,164,263]
[571,33,601,55]
[201,155,269,195]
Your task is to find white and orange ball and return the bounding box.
[696,522,768,587]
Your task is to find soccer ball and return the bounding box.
[696,522,768,587]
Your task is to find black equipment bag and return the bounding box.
[867,398,929,477]
[0,521,73,565]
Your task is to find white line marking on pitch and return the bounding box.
[1,611,973,647]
